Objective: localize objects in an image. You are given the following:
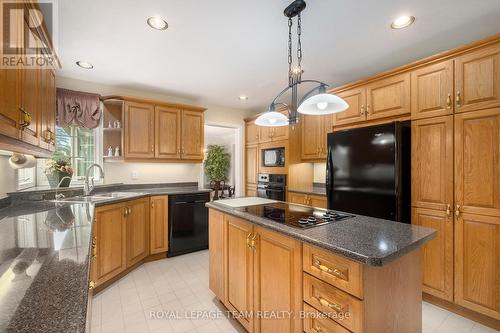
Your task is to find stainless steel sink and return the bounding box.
[51,192,144,203]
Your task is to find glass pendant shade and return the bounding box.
[254,111,289,127]
[297,93,349,115]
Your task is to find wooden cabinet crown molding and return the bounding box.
[102,95,206,113]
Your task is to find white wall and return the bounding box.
[56,76,252,189]
[0,155,16,198]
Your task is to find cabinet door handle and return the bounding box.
[316,295,344,312]
[91,236,97,259]
[446,93,452,109]
[246,233,252,248]
[455,205,461,218]
[446,204,451,217]
[89,281,96,290]
[456,91,461,107]
[313,259,346,280]
[19,107,31,129]
[366,104,371,114]
[151,201,154,209]
[250,233,257,252]
[360,105,365,115]
[151,144,154,153]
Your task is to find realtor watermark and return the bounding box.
[1,0,59,69]
[148,309,351,321]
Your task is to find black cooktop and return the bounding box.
[238,202,353,229]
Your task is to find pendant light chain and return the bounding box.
[288,17,293,87]
[297,13,302,82]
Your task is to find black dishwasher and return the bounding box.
[168,192,210,257]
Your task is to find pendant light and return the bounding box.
[255,0,348,127]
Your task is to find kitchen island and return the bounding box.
[207,199,436,333]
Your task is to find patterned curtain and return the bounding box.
[56,88,101,128]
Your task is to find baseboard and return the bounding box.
[423,293,500,331]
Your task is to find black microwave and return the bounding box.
[262,147,285,167]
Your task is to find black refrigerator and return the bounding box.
[326,121,411,223]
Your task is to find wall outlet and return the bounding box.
[131,171,138,180]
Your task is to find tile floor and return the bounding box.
[89,250,498,333]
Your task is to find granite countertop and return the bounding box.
[207,200,436,266]
[0,183,211,333]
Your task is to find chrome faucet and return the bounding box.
[84,164,105,196]
[54,176,73,200]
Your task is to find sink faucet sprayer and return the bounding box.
[84,164,105,196]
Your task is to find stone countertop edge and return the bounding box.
[206,201,436,267]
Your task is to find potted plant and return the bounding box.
[204,145,230,200]
[44,158,74,188]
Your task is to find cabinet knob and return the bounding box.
[455,205,461,218]
[151,144,154,153]
[89,281,96,290]
[91,236,97,259]
[456,91,461,107]
[19,107,31,129]
[446,204,451,217]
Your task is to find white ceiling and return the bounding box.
[56,0,500,113]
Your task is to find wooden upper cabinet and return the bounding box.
[411,116,454,211]
[181,110,204,160]
[455,212,500,319]
[224,216,254,332]
[245,145,258,186]
[92,203,127,287]
[246,121,260,145]
[301,115,321,160]
[412,207,454,301]
[455,43,500,113]
[155,106,181,159]
[366,73,411,120]
[124,102,155,158]
[411,60,454,120]
[455,108,500,217]
[333,88,367,125]
[38,69,56,152]
[19,67,40,146]
[253,226,302,333]
[259,127,273,144]
[209,209,225,301]
[150,196,168,254]
[0,68,21,139]
[125,198,150,268]
[319,114,333,158]
[271,125,289,141]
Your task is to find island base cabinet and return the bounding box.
[209,209,225,301]
[253,226,302,333]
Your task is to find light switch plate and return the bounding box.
[131,171,138,180]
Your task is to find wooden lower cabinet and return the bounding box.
[209,209,225,301]
[225,215,254,332]
[209,209,424,333]
[288,192,327,209]
[125,198,150,267]
[92,203,127,286]
[455,212,500,319]
[91,198,151,288]
[253,226,302,333]
[412,208,454,301]
[150,196,168,254]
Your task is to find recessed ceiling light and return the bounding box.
[391,15,415,29]
[76,61,93,69]
[147,16,168,30]
[239,96,248,101]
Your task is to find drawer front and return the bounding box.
[303,244,363,298]
[303,303,351,333]
[304,273,363,333]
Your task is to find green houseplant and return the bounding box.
[204,145,230,200]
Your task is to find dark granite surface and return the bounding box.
[207,200,436,266]
[0,183,210,333]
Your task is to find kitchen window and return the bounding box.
[36,125,103,186]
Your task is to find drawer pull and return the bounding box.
[316,295,344,312]
[314,259,346,280]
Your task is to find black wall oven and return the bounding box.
[257,173,286,201]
